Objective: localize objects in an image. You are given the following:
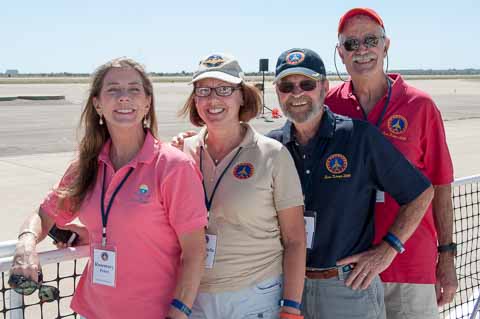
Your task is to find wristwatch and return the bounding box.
[438,242,457,255]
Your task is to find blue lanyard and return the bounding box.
[374,77,392,128]
[100,164,134,246]
[199,147,242,211]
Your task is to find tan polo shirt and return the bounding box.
[184,123,304,293]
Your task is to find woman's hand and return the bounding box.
[170,131,198,150]
[10,233,41,284]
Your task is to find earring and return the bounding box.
[143,115,149,128]
[99,114,104,125]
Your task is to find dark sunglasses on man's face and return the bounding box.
[8,272,60,303]
[277,79,318,94]
[341,35,384,52]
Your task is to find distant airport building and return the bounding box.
[5,69,19,76]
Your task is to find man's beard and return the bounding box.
[278,91,324,124]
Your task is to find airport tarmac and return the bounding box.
[0,78,479,242]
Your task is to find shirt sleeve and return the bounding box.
[421,102,454,185]
[39,164,79,226]
[364,123,432,205]
[161,159,208,236]
[272,146,305,212]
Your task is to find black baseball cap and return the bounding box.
[274,48,326,83]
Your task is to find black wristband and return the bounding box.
[438,242,457,254]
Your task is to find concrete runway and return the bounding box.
[0,78,479,242]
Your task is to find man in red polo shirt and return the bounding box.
[326,7,457,319]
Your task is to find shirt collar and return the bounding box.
[339,73,404,100]
[280,106,336,144]
[98,130,159,168]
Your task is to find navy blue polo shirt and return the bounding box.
[267,107,431,268]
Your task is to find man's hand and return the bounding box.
[337,242,397,290]
[436,254,458,306]
[170,131,198,150]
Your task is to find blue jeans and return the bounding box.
[191,275,283,319]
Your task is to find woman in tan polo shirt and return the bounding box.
[178,53,306,319]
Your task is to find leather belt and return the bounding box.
[305,268,339,280]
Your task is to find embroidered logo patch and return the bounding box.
[233,163,254,179]
[325,154,348,174]
[138,184,149,194]
[202,55,225,67]
[133,184,151,203]
[286,51,305,65]
[387,115,408,135]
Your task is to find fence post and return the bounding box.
[8,289,24,319]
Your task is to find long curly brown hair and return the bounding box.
[57,57,157,212]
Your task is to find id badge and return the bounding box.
[91,244,117,287]
[205,234,217,269]
[304,210,317,249]
[376,191,385,203]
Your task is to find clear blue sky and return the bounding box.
[2,0,479,73]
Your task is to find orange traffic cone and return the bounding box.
[271,108,282,119]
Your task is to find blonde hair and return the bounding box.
[179,82,262,127]
[57,57,157,212]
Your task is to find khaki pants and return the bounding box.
[302,275,386,319]
[384,282,439,319]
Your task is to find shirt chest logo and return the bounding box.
[326,154,348,174]
[384,115,408,141]
[324,154,351,179]
[133,183,151,203]
[233,163,254,179]
[387,115,408,135]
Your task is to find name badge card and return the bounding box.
[304,211,317,249]
[205,234,217,269]
[376,191,385,203]
[92,245,117,287]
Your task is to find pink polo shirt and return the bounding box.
[41,131,207,318]
[326,74,454,283]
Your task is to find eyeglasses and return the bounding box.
[8,272,60,303]
[194,86,240,97]
[277,79,318,94]
[341,35,385,52]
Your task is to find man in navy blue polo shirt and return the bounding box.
[268,48,434,319]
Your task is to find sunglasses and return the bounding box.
[341,35,385,52]
[8,272,60,303]
[277,79,318,94]
[194,86,240,97]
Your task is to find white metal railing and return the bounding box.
[0,243,88,319]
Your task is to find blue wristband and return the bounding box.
[383,232,405,254]
[279,299,302,310]
[171,299,192,317]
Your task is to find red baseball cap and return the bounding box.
[338,8,385,35]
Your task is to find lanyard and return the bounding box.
[100,164,134,246]
[374,77,392,128]
[199,147,242,211]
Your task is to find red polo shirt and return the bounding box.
[326,74,454,283]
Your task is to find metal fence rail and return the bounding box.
[0,245,88,319]
[0,175,479,319]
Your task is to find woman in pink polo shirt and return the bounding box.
[9,58,207,319]
[179,53,306,319]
